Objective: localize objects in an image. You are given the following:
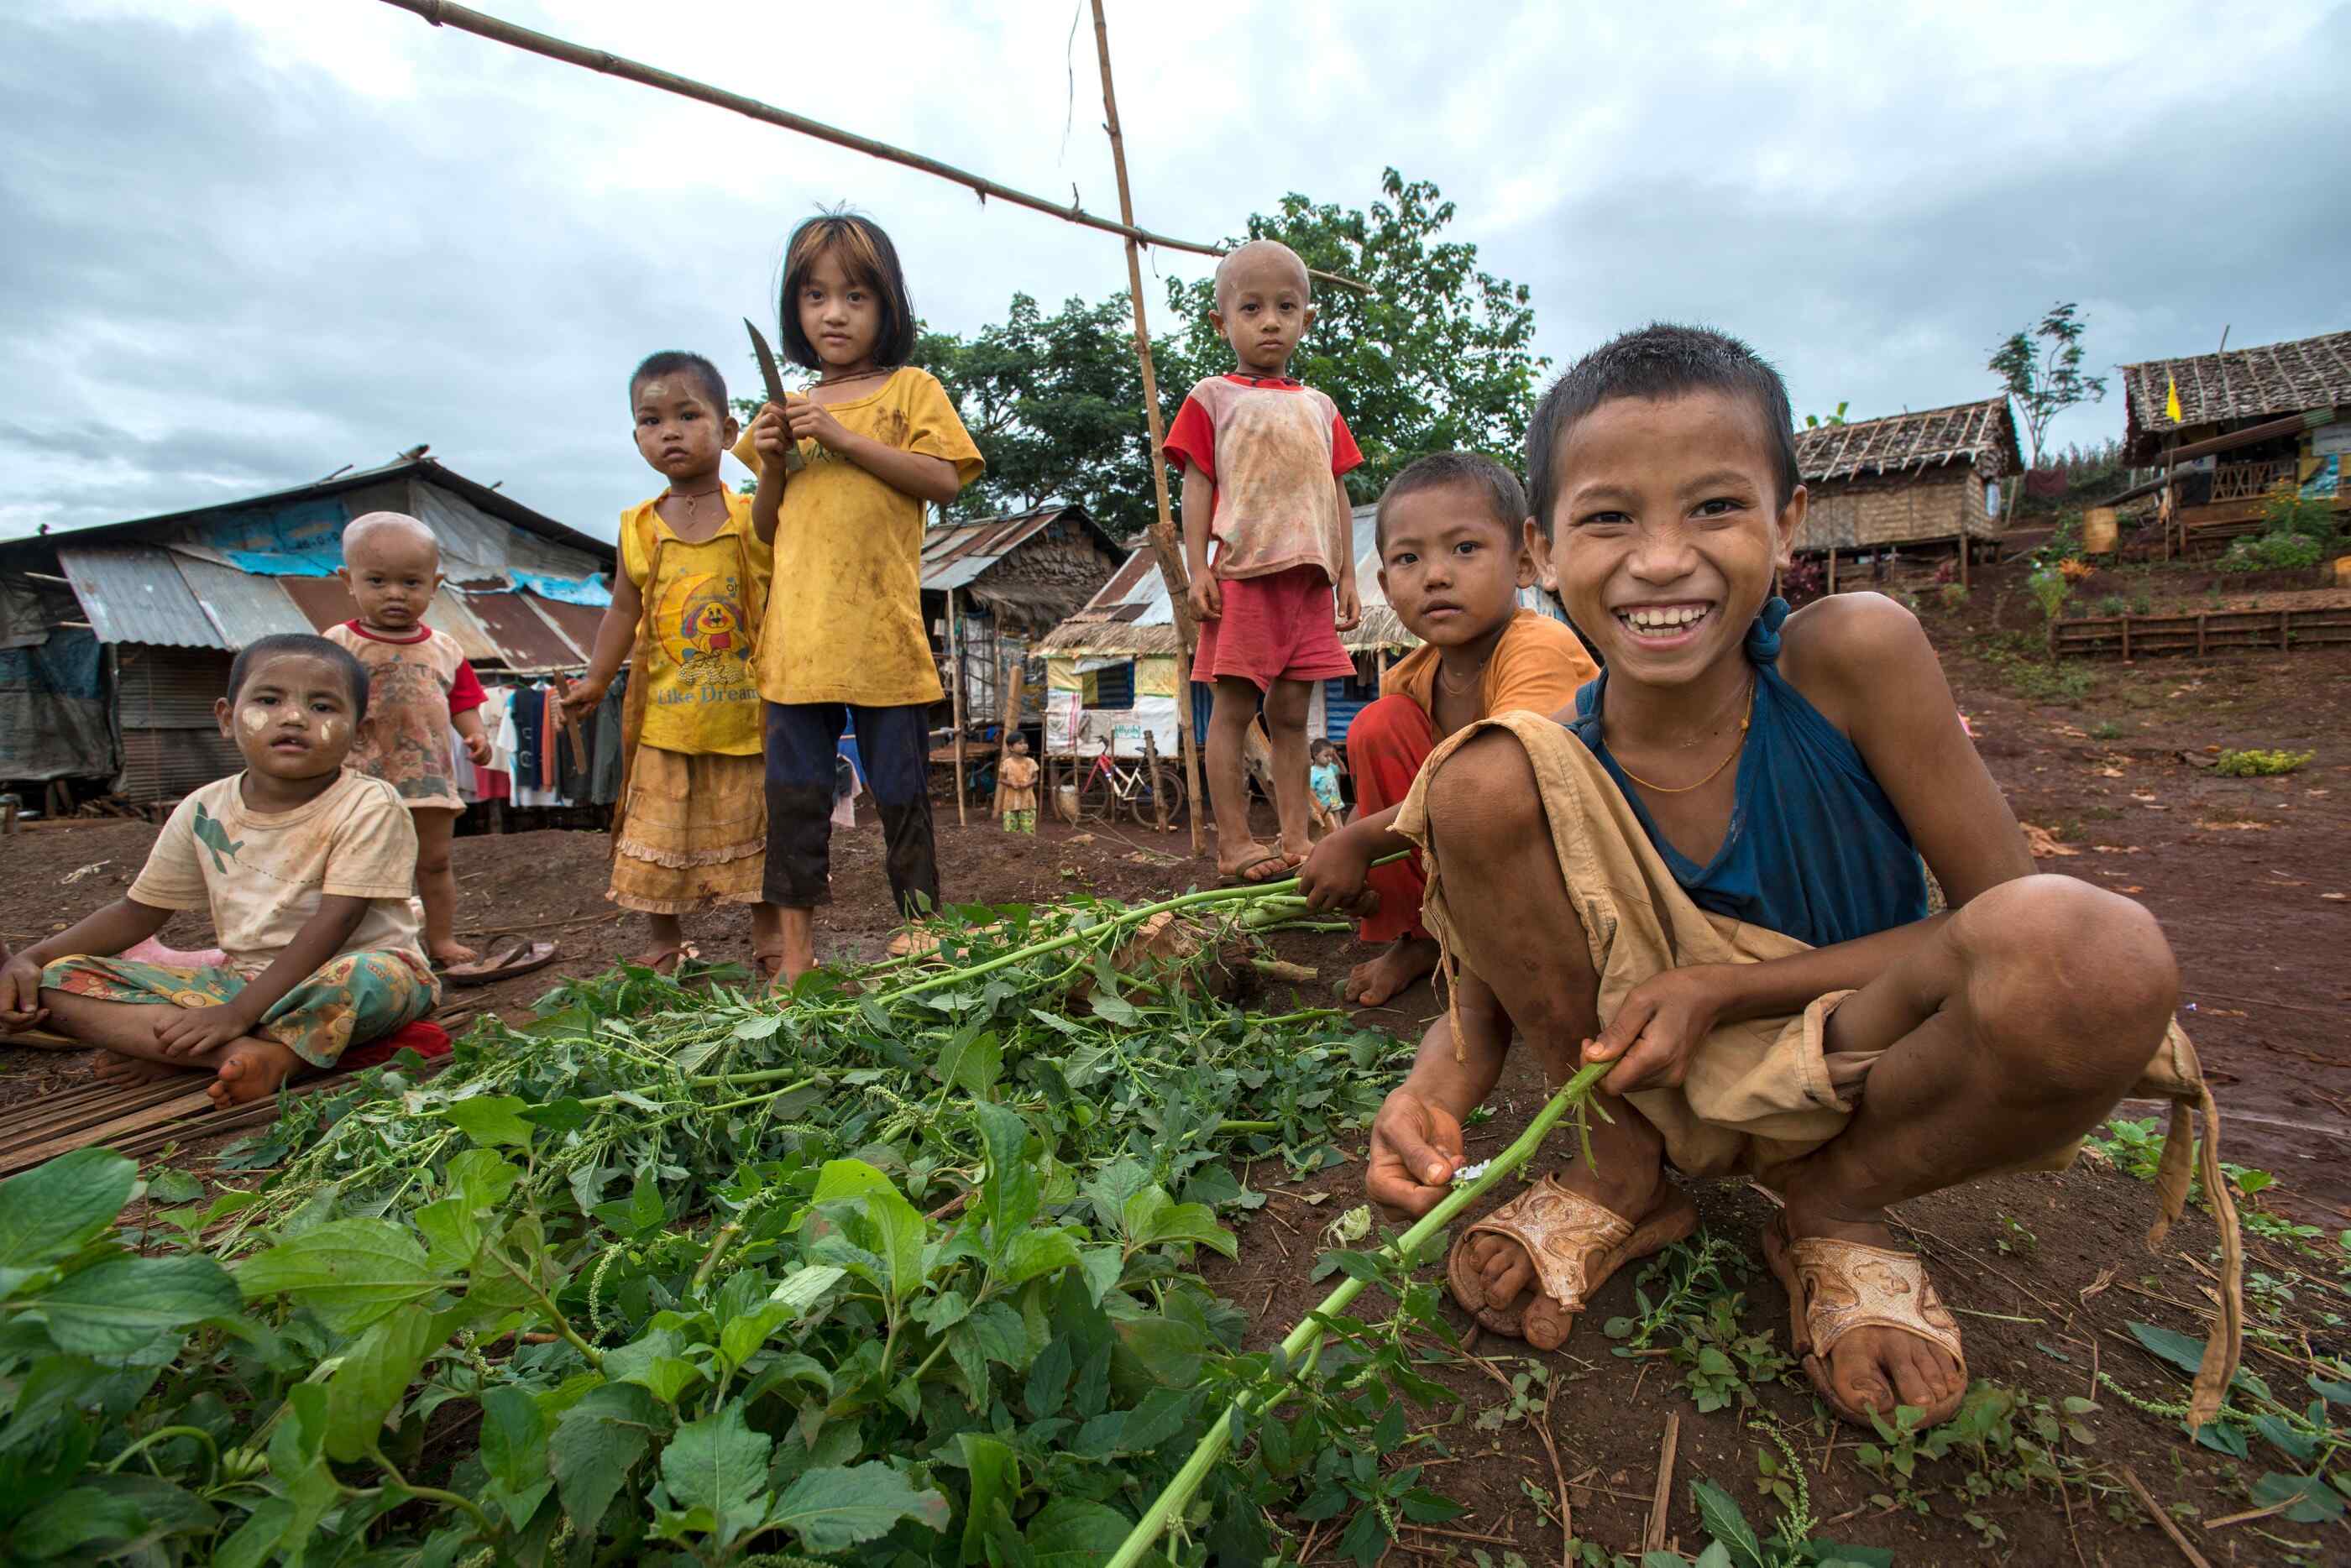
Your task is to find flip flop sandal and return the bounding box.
[638,943,699,976]
[1445,1176,1698,1338]
[1761,1216,1966,1429]
[1217,853,1292,888]
[442,935,563,989]
[886,929,943,960]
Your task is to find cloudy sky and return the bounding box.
[6,0,2347,543]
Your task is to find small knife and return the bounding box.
[744,317,807,473]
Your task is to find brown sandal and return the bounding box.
[1445,1177,1698,1337]
[1762,1216,1966,1428]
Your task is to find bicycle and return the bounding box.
[1073,744,1186,828]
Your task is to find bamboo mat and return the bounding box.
[0,1006,474,1177]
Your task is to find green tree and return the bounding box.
[916,169,1545,540]
[1162,169,1547,504]
[1989,302,2108,472]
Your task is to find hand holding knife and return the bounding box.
[744,318,808,475]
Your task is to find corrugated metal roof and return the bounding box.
[57,544,224,649]
[528,597,607,664]
[458,589,588,672]
[1039,505,1411,656]
[170,553,315,646]
[917,504,1125,593]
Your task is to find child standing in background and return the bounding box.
[739,212,983,988]
[325,513,492,970]
[1165,239,1363,885]
[562,352,783,978]
[1308,738,1344,830]
[997,736,1039,834]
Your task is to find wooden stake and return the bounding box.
[948,588,967,828]
[1091,0,1204,855]
[1643,1413,1680,1552]
[375,0,1370,295]
[992,657,1024,815]
[2117,1465,2213,1568]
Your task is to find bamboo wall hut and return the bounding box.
[2117,330,2351,555]
[920,504,1125,731]
[1035,504,1416,760]
[1791,398,2021,582]
[0,455,614,805]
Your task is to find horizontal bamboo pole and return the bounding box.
[374,0,1373,295]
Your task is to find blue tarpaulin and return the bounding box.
[510,569,611,607]
[198,496,352,577]
[0,627,116,780]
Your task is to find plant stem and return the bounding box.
[102,1424,218,1479]
[369,1445,497,1535]
[1102,1061,1608,1568]
[1216,1120,1279,1135]
[482,1244,605,1370]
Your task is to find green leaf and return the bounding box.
[972,1101,1040,1241]
[520,1096,593,1133]
[1083,1158,1154,1234]
[2251,1471,2344,1524]
[1139,1199,1237,1259]
[1116,1316,1207,1386]
[412,1196,484,1273]
[9,1486,152,1558]
[1120,1184,1174,1247]
[592,1175,667,1240]
[1023,1497,1134,1567]
[768,1264,848,1319]
[939,1029,1005,1095]
[2251,1414,2316,1466]
[958,1432,1018,1565]
[0,1147,134,1286]
[144,1168,205,1206]
[550,1383,658,1534]
[237,1218,449,1333]
[767,1461,950,1552]
[998,1227,1082,1289]
[439,1094,537,1148]
[323,1309,437,1463]
[1693,1545,1736,1568]
[662,1403,773,1550]
[480,1385,549,1495]
[448,1147,522,1211]
[814,1160,926,1306]
[29,1253,242,1357]
[1688,1479,1762,1568]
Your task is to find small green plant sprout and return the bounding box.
[2029,565,2073,622]
[2088,719,2128,740]
[2097,593,2129,618]
[1602,1234,1793,1414]
[1678,1473,1891,1568]
[1994,1212,2039,1258]
[2214,748,2315,777]
[1937,581,1970,612]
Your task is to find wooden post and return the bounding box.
[1143,726,1167,832]
[992,656,1024,815]
[1826,548,1837,593]
[948,587,967,828]
[1091,0,1205,858]
[2119,614,2131,661]
[1959,530,1971,588]
[2197,613,2207,657]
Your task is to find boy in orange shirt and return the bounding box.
[1298,452,1596,1003]
[1165,239,1364,885]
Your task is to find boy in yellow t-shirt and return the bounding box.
[562,352,782,977]
[736,212,983,989]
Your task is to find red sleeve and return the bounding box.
[448,659,487,716]
[1328,410,1364,477]
[1162,394,1217,479]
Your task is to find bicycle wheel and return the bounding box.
[1129,760,1186,828]
[1076,759,1119,823]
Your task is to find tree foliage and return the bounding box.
[919,170,1546,541]
[1989,302,2108,470]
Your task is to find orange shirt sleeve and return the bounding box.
[1482,614,1600,719]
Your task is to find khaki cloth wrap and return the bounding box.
[1394,709,2242,1425]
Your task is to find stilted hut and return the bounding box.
[1792,398,2021,587]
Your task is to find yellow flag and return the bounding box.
[2165,374,2183,424]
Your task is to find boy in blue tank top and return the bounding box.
[1362,326,2234,1434]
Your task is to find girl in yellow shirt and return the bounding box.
[740,212,983,990]
[563,353,781,977]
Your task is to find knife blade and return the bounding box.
[744,317,806,473]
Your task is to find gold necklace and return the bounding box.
[1613,678,1755,795]
[1436,658,1484,697]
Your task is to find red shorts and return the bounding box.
[1192,565,1355,689]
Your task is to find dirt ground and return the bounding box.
[2,557,2345,1564]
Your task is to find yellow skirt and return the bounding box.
[609,745,766,914]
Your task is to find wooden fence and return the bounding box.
[2052,603,2351,660]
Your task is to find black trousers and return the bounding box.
[763,701,937,917]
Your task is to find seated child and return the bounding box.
[324,512,494,970]
[0,634,438,1107]
[1297,452,1597,1005]
[1165,239,1364,885]
[1363,326,2223,1431]
[997,736,1039,834]
[561,351,783,977]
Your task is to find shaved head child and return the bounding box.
[327,513,495,971]
[1165,239,1366,885]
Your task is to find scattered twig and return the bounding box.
[1534,1377,1573,1568]
[2059,1475,2091,1568]
[2204,1499,2295,1529]
[463,908,622,938]
[1643,1412,1680,1553]
[2117,1465,2213,1568]
[1401,1524,1521,1547]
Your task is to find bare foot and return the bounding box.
[95,1052,187,1087]
[1452,1159,1690,1351]
[1762,1209,1966,1426]
[1346,935,1440,1006]
[430,938,482,968]
[206,1037,304,1109]
[769,911,818,1000]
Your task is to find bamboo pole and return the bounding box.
[1091,0,1205,856]
[948,588,967,828]
[992,656,1024,816]
[374,0,1372,295]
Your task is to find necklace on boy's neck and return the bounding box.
[1435,656,1486,697]
[1612,676,1756,795]
[662,485,725,513]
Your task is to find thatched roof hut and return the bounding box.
[1792,397,2022,557]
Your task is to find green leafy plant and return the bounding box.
[2214,748,2315,777]
[1603,1235,1793,1414]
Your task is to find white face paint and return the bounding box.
[238,706,273,733]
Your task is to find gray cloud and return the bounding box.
[3,1,2345,545]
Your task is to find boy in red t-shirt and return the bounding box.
[1165,240,1364,883]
